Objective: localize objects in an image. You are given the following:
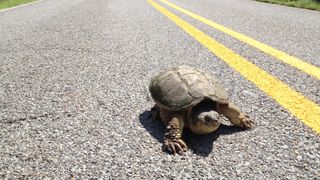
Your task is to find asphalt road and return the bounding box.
[0,0,319,179]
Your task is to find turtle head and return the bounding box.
[189,101,221,135]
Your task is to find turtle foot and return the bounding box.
[238,114,254,129]
[163,138,187,155]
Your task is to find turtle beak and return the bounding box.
[203,111,221,125]
[192,110,221,134]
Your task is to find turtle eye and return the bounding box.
[204,116,213,123]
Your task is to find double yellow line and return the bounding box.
[158,0,320,80]
[147,0,320,133]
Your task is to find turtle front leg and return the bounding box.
[163,117,187,155]
[160,108,187,155]
[217,103,254,129]
[150,105,159,121]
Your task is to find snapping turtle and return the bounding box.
[149,66,254,155]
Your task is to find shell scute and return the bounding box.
[149,66,229,110]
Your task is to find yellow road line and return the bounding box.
[159,0,320,80]
[147,0,320,133]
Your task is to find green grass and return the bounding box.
[0,0,37,10]
[256,0,320,11]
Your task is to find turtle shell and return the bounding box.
[149,66,229,110]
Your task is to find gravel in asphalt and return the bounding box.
[0,0,319,179]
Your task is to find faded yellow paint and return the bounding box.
[159,0,320,80]
[147,0,320,133]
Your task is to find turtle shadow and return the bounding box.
[139,110,165,142]
[139,110,244,157]
[182,125,243,157]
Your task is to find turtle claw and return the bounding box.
[239,114,254,129]
[163,139,188,155]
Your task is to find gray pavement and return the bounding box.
[0,0,319,179]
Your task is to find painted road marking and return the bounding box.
[147,0,320,133]
[159,0,320,80]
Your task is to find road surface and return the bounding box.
[0,0,319,178]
